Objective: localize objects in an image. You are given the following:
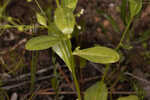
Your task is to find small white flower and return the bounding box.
[77,25,81,30]
[80,9,84,15]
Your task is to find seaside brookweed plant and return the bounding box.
[25,1,119,99]
[0,0,143,99]
[25,0,142,100]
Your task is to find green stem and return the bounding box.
[116,18,133,50]
[70,43,81,100]
[71,49,81,100]
[102,64,110,82]
[72,70,82,100]
[34,0,48,21]
[56,0,60,7]
[34,0,45,16]
[30,52,38,91]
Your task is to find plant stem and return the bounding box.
[71,48,81,100]
[56,0,60,7]
[72,70,82,100]
[34,0,46,16]
[102,64,110,82]
[116,18,133,50]
[34,0,49,22]
[101,16,132,83]
[30,52,38,91]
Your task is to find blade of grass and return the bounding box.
[30,51,38,91]
[97,10,120,33]
[116,18,133,50]
[34,0,48,21]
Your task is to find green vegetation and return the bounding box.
[0,0,147,100]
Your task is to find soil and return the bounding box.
[0,0,150,100]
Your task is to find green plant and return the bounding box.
[30,52,38,91]
[25,0,120,100]
[0,0,143,99]
[116,0,142,50]
[0,0,10,19]
[84,0,142,100]
[97,0,142,50]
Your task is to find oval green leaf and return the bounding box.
[117,95,139,100]
[73,46,120,64]
[54,7,75,34]
[84,81,108,100]
[129,0,142,18]
[61,0,78,11]
[36,13,47,26]
[25,35,60,51]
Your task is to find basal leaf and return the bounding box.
[61,0,78,11]
[25,35,60,51]
[49,23,75,72]
[117,95,139,100]
[129,0,142,18]
[84,81,108,100]
[36,13,47,26]
[73,46,120,64]
[54,7,75,34]
[52,39,74,72]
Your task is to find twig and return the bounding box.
[89,62,103,73]
[0,38,27,55]
[81,76,100,83]
[36,90,136,95]
[110,67,126,89]
[37,83,73,92]
[57,63,74,90]
[36,91,82,95]
[10,38,27,51]
[124,72,150,84]
[3,66,54,83]
[1,75,54,90]
[109,91,136,95]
